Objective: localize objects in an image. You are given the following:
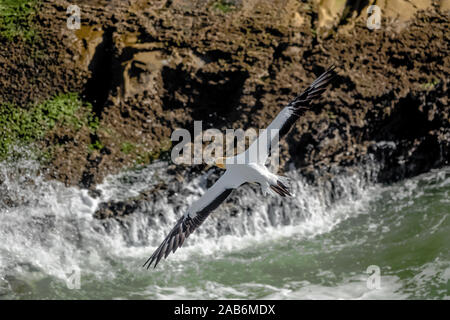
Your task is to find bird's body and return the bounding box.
[185,164,261,218]
[144,66,336,268]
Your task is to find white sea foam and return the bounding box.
[0,158,378,277]
[261,275,408,300]
[1,157,448,299]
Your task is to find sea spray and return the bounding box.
[1,157,448,299]
[0,157,378,280]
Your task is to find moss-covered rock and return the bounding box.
[1,0,448,189]
[0,93,97,159]
[0,0,39,43]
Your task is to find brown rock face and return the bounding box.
[1,0,448,188]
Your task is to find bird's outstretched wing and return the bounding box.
[245,65,336,164]
[143,173,235,269]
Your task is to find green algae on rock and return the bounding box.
[0,93,98,160]
[0,0,448,188]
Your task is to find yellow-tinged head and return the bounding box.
[215,157,227,169]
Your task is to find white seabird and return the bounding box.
[144,66,336,268]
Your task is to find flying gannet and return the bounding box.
[144,66,336,268]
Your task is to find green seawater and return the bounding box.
[0,162,448,299]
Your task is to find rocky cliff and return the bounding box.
[1,0,449,192]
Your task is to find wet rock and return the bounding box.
[0,0,448,193]
[94,182,168,219]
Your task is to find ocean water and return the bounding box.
[0,158,448,300]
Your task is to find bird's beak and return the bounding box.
[216,163,226,169]
[215,157,226,169]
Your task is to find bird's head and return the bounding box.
[215,157,227,169]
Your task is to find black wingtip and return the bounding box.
[143,243,163,269]
[325,65,337,80]
[270,181,292,197]
[327,64,336,72]
[305,64,337,98]
[315,65,336,83]
[287,65,336,114]
[321,64,336,75]
[143,255,154,269]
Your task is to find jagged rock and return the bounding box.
[94,182,168,219]
[71,26,104,71]
[0,0,448,192]
[441,0,450,11]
